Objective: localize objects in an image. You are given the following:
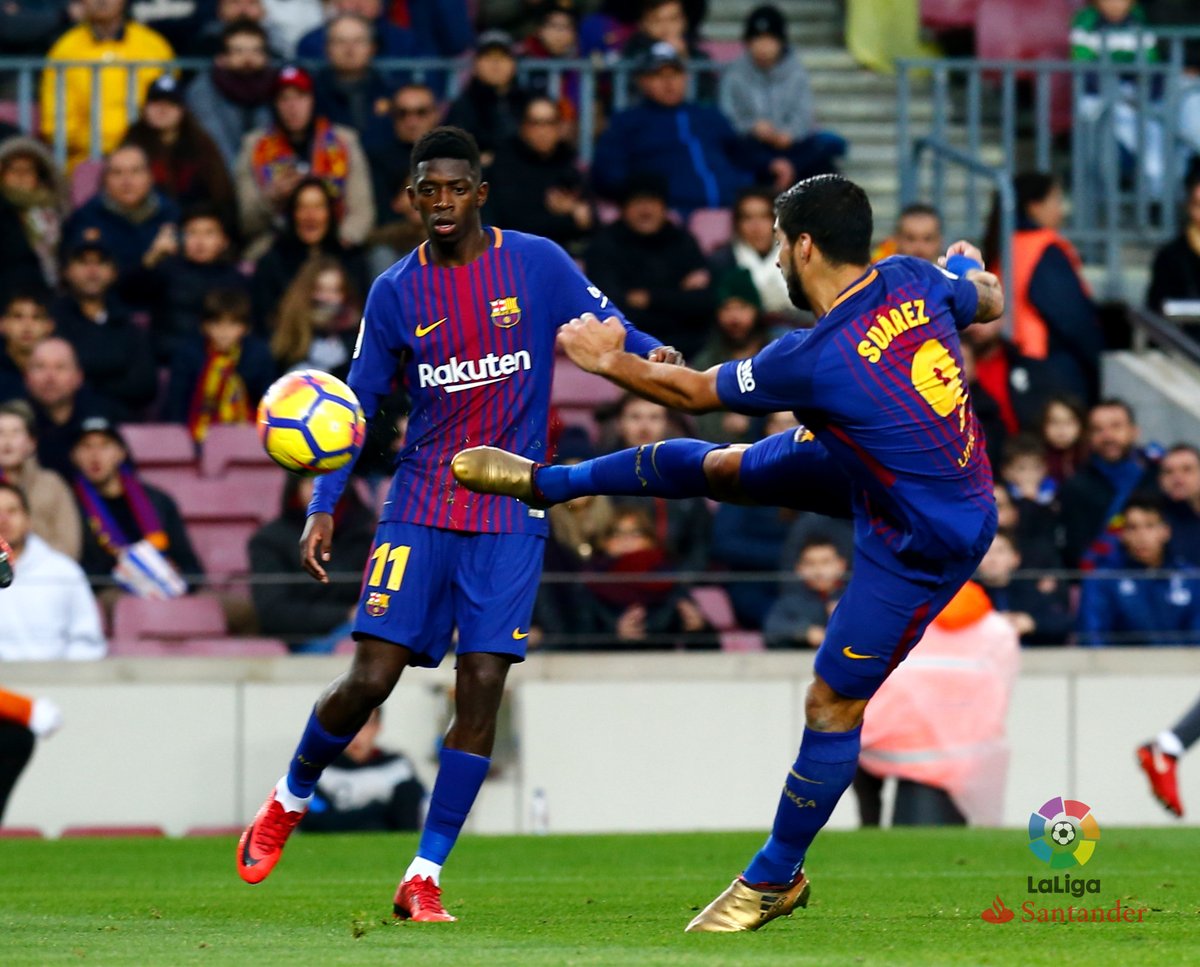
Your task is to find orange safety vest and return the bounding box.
[1008,228,1088,360]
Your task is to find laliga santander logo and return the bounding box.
[1027,796,1100,868]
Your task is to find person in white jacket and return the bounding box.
[0,481,106,661]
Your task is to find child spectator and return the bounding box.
[166,289,275,443]
[0,400,83,560]
[0,137,69,297]
[1039,394,1088,485]
[975,529,1072,646]
[1001,434,1057,507]
[764,535,848,649]
[520,1,582,125]
[723,4,845,190]
[444,31,532,166]
[270,256,361,381]
[0,291,54,404]
[146,203,250,363]
[1078,496,1200,646]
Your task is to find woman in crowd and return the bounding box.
[269,255,362,381]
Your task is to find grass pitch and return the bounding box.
[1,828,1197,966]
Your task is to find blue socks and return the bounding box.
[742,727,862,886]
[535,439,719,504]
[417,747,492,864]
[286,708,357,799]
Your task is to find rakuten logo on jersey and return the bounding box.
[417,350,533,393]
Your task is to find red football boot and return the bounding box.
[394,875,457,922]
[1137,743,1183,817]
[237,792,308,884]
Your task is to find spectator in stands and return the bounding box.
[483,97,593,251]
[70,416,203,593]
[723,4,845,190]
[0,1,69,59]
[992,481,1060,572]
[186,0,273,58]
[444,31,531,165]
[251,176,370,330]
[0,482,105,660]
[144,203,249,363]
[585,174,713,357]
[987,171,1102,404]
[249,473,374,652]
[520,1,583,124]
[129,0,213,53]
[186,19,276,171]
[312,13,397,151]
[0,400,82,560]
[403,0,475,60]
[708,187,794,319]
[1039,394,1089,485]
[763,535,848,649]
[579,0,639,59]
[1079,495,1200,646]
[121,75,237,229]
[593,42,753,214]
[692,267,768,445]
[0,685,63,822]
[0,138,69,299]
[710,411,798,628]
[1000,433,1057,508]
[873,203,944,263]
[166,288,274,443]
[0,291,54,404]
[577,506,712,650]
[235,65,375,256]
[60,144,182,294]
[1060,399,1161,567]
[23,338,115,479]
[51,240,157,420]
[297,0,415,62]
[1160,443,1200,563]
[303,707,426,831]
[40,0,174,169]
[261,0,324,58]
[621,0,713,101]
[1147,170,1200,316]
[270,256,362,381]
[975,529,1072,646]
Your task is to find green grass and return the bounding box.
[1,829,1198,965]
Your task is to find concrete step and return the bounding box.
[818,98,932,122]
[810,71,896,96]
[706,0,841,24]
[707,21,840,44]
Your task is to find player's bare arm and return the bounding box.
[558,314,720,413]
[300,512,334,584]
[941,239,1004,323]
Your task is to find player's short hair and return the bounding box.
[0,480,29,514]
[1122,493,1165,520]
[202,288,252,326]
[409,126,482,179]
[0,399,36,439]
[1001,433,1046,467]
[1091,397,1137,425]
[774,174,872,267]
[896,202,942,228]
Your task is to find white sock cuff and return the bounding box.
[405,856,443,885]
[274,776,313,813]
[1157,731,1185,758]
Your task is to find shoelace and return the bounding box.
[408,877,444,911]
[255,803,301,853]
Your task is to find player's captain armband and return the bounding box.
[943,254,983,277]
[735,358,756,393]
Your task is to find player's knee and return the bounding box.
[341,662,398,710]
[703,445,748,502]
[805,676,867,732]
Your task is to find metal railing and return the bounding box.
[0,55,735,169]
[1127,305,1200,361]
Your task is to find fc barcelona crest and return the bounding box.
[490,296,522,328]
[365,591,390,617]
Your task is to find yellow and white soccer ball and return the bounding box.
[256,370,366,474]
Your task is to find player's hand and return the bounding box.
[647,346,685,366]
[300,512,335,584]
[558,312,627,374]
[939,240,984,268]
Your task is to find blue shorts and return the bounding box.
[352,522,545,668]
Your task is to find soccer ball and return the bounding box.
[1050,821,1076,846]
[257,370,366,474]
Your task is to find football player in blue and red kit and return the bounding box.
[236,127,671,920]
[454,174,1005,931]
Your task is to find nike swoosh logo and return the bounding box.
[415,317,448,338]
[842,646,875,660]
[512,628,529,640]
[240,832,260,867]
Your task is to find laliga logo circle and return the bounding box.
[1028,796,1100,868]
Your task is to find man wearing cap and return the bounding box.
[235,63,375,252]
[444,31,532,165]
[40,0,174,170]
[593,41,755,215]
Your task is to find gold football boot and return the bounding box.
[451,446,549,507]
[684,872,810,933]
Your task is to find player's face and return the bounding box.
[775,222,809,311]
[1087,405,1136,463]
[410,159,487,245]
[0,415,36,471]
[71,433,126,487]
[895,213,943,263]
[0,489,30,552]
[1160,450,1200,503]
[1121,508,1169,566]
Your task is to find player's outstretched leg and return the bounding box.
[1136,694,1200,817]
[452,440,722,506]
[238,638,409,884]
[394,652,513,922]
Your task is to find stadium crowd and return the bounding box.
[0,0,1198,659]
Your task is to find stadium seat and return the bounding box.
[200,424,275,477]
[60,825,166,837]
[700,39,742,63]
[0,827,43,838]
[691,585,738,631]
[976,0,1074,61]
[189,521,257,584]
[168,476,277,525]
[139,466,203,499]
[921,0,982,30]
[720,631,765,652]
[688,208,733,256]
[218,468,287,521]
[70,158,103,207]
[120,423,196,469]
[111,594,227,643]
[552,358,623,408]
